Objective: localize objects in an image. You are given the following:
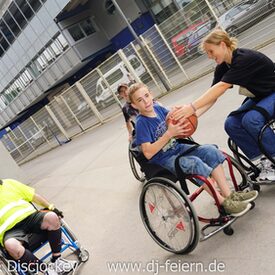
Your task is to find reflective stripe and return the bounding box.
[0,200,28,217]
[0,206,34,235]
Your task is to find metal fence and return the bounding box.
[1,0,275,164]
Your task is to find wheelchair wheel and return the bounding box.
[223,155,249,191]
[128,148,145,182]
[139,177,200,254]
[0,256,18,275]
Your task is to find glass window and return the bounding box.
[129,57,141,70]
[68,18,96,42]
[0,20,14,44]
[4,13,20,37]
[50,41,62,56]
[28,62,41,78]
[27,0,42,12]
[16,0,34,21]
[105,0,116,15]
[0,45,4,57]
[80,18,96,36]
[57,34,68,49]
[42,48,55,62]
[105,69,123,85]
[9,3,27,29]
[68,25,85,41]
[37,55,47,71]
[0,33,9,50]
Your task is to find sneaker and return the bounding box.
[229,190,258,203]
[258,157,275,181]
[45,267,58,275]
[49,257,77,274]
[221,198,251,217]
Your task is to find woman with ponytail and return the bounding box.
[172,29,275,180]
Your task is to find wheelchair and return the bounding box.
[0,213,89,274]
[228,118,275,192]
[129,139,254,254]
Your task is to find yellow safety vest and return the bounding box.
[0,179,35,246]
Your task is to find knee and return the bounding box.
[42,212,60,231]
[4,238,24,259]
[242,111,265,130]
[224,116,236,134]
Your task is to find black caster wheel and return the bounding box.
[252,184,261,192]
[250,201,256,210]
[223,226,234,236]
[77,248,90,262]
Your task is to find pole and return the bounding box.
[111,0,171,91]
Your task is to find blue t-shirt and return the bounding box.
[135,104,184,163]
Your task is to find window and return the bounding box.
[0,33,9,51]
[9,2,27,29]
[68,25,85,41]
[80,19,96,36]
[27,0,42,12]
[68,18,96,42]
[4,13,20,37]
[105,69,123,85]
[129,57,141,70]
[15,0,34,21]
[0,20,14,44]
[57,34,68,49]
[105,0,116,15]
[0,45,4,57]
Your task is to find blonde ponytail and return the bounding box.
[200,28,238,52]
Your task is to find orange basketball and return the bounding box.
[167,114,198,139]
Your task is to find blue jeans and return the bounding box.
[155,144,225,186]
[224,92,275,160]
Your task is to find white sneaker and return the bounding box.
[45,266,58,275]
[258,158,275,181]
[48,257,77,274]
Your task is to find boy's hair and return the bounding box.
[128,83,148,103]
[200,28,238,52]
[117,83,128,94]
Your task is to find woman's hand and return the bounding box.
[171,104,195,121]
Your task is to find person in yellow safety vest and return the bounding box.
[0,179,76,275]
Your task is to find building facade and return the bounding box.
[0,0,155,132]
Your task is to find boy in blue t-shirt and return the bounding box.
[129,83,258,217]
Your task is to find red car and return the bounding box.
[171,21,205,57]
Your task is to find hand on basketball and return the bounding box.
[172,104,194,120]
[166,120,186,138]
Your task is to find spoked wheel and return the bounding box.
[139,177,200,254]
[128,147,145,182]
[222,154,249,191]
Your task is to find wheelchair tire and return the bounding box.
[0,256,18,275]
[139,177,200,254]
[128,147,145,182]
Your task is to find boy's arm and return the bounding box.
[141,122,185,160]
[126,121,134,141]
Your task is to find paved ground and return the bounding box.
[21,44,275,275]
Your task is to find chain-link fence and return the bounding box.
[1,0,275,164]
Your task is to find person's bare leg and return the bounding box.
[210,164,231,198]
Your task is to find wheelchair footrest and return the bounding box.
[200,217,237,242]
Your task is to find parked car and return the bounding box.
[185,20,214,56]
[218,0,275,36]
[171,21,205,57]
